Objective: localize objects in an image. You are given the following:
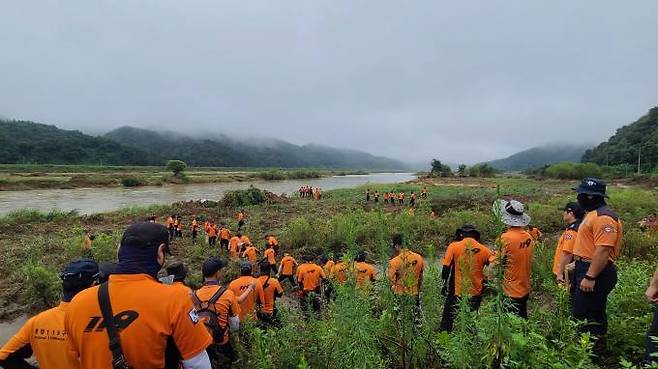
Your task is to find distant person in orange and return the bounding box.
[194,257,245,365]
[64,222,213,369]
[296,255,327,314]
[239,234,251,252]
[242,243,259,265]
[191,217,199,244]
[439,225,492,332]
[175,216,183,238]
[374,191,380,203]
[237,210,245,231]
[553,203,584,286]
[265,234,279,254]
[331,255,350,284]
[206,221,218,247]
[388,233,424,297]
[278,253,298,288]
[257,261,284,328]
[166,214,175,239]
[421,187,428,199]
[219,225,231,251]
[409,192,416,207]
[228,234,241,260]
[0,258,99,369]
[571,178,623,357]
[164,261,191,295]
[398,192,405,205]
[383,192,389,204]
[321,254,335,276]
[528,226,542,241]
[228,262,265,321]
[264,243,276,267]
[496,199,534,319]
[354,251,377,287]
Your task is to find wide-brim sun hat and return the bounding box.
[494,199,531,227]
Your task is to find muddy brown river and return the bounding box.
[0,172,416,215]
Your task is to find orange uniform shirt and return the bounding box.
[219,228,230,240]
[296,263,326,292]
[552,223,579,275]
[257,276,283,314]
[442,238,492,296]
[194,284,241,345]
[332,262,350,283]
[1,302,79,369]
[499,228,534,298]
[207,225,217,237]
[388,249,425,295]
[243,246,258,263]
[573,207,623,262]
[240,235,251,246]
[280,255,297,275]
[228,276,264,321]
[355,262,377,286]
[65,274,212,369]
[167,217,174,227]
[267,236,279,246]
[264,248,276,265]
[324,260,336,275]
[229,236,241,259]
[529,227,542,240]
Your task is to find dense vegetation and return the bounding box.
[2,178,657,368]
[583,107,658,172]
[0,120,406,170]
[486,144,590,172]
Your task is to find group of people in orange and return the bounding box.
[298,185,322,199]
[365,186,428,208]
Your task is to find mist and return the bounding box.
[1,0,657,164]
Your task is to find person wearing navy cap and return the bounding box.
[571,178,623,360]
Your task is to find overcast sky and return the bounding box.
[1,0,657,164]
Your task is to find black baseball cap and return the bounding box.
[240,261,253,275]
[560,202,585,219]
[202,257,226,277]
[456,224,481,241]
[572,178,607,197]
[121,222,171,254]
[165,262,188,282]
[61,258,99,283]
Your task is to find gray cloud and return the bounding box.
[1,0,657,164]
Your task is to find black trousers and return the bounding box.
[208,236,217,246]
[220,238,229,250]
[440,294,483,332]
[573,260,617,356]
[506,294,529,319]
[645,306,658,365]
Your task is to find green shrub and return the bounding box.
[20,260,61,310]
[121,176,144,187]
[0,208,78,226]
[222,186,266,208]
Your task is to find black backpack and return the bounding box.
[191,286,228,342]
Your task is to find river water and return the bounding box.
[0,172,415,215]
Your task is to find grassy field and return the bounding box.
[0,164,370,190]
[1,177,657,368]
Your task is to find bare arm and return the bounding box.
[557,252,573,282]
[646,266,658,303]
[237,285,254,304]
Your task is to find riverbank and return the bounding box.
[0,164,371,191]
[1,177,656,366]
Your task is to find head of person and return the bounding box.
[319,254,329,265]
[302,254,314,263]
[573,178,607,212]
[455,224,481,241]
[498,199,531,229]
[60,258,99,302]
[236,233,242,238]
[266,242,272,249]
[165,261,188,283]
[239,261,253,276]
[355,251,367,263]
[259,261,272,276]
[116,222,171,278]
[391,233,404,255]
[97,262,117,284]
[561,202,585,224]
[202,257,226,281]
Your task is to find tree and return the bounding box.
[430,159,452,177]
[166,160,187,177]
[457,164,467,177]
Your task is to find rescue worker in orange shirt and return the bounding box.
[0,258,99,369]
[571,178,623,357]
[265,234,279,254]
[228,234,241,260]
[175,216,183,238]
[239,234,251,252]
[383,192,389,204]
[64,222,213,369]
[164,262,191,295]
[398,192,405,205]
[331,255,350,284]
[194,257,243,366]
[219,225,231,252]
[206,221,218,247]
[236,210,245,231]
[166,215,175,240]
[228,262,265,322]
[264,243,276,268]
[528,226,542,241]
[374,191,380,203]
[296,255,327,315]
[496,199,534,319]
[242,243,259,266]
[257,261,284,328]
[388,233,425,298]
[553,203,585,288]
[439,225,492,332]
[277,252,298,288]
[191,217,199,244]
[354,251,377,287]
[321,254,335,276]
[409,192,416,207]
[421,187,428,199]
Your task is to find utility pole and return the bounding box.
[637,145,642,175]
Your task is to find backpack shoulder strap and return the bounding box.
[208,286,228,305]
[97,282,132,369]
[191,289,203,306]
